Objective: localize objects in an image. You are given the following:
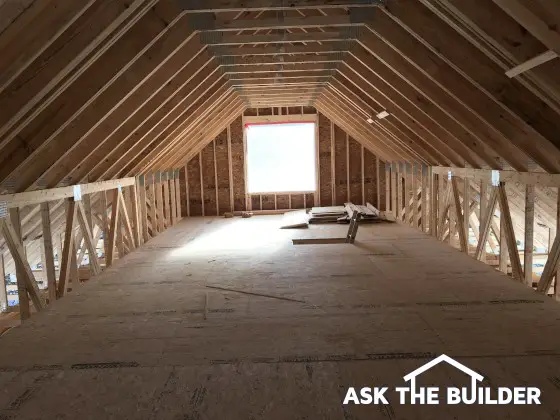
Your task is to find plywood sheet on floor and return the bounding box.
[0,217,559,419]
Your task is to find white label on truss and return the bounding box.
[0,201,7,218]
[118,184,122,193]
[491,170,500,187]
[73,185,82,201]
[448,171,452,180]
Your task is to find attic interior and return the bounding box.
[0,0,560,418]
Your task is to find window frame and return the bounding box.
[242,114,320,209]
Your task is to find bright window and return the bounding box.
[245,122,316,194]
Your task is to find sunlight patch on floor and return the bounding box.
[170,217,290,257]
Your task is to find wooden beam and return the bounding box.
[0,253,6,312]
[431,167,560,188]
[40,202,57,303]
[99,191,110,262]
[437,180,452,241]
[451,177,468,253]
[497,183,523,282]
[524,184,535,287]
[180,0,383,12]
[0,217,45,313]
[156,172,165,232]
[205,32,357,45]
[118,189,135,250]
[148,174,157,236]
[463,176,470,253]
[218,44,348,56]
[131,179,142,246]
[174,169,182,221]
[0,178,136,209]
[170,170,177,225]
[478,182,488,262]
[506,50,558,78]
[57,199,77,298]
[421,166,428,232]
[138,175,149,243]
[9,207,29,318]
[76,201,101,276]
[106,190,120,267]
[162,172,171,228]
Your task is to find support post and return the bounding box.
[9,208,29,318]
[99,191,110,263]
[385,163,390,212]
[430,171,437,237]
[156,172,165,232]
[391,163,397,218]
[0,253,7,312]
[169,170,177,225]
[138,175,149,243]
[175,169,182,221]
[524,184,535,287]
[148,173,157,236]
[162,171,171,229]
[478,181,487,262]
[451,177,468,253]
[57,199,77,298]
[463,176,470,254]
[131,179,142,247]
[106,190,120,267]
[40,202,57,303]
[497,183,523,282]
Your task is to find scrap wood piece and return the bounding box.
[280,210,309,229]
[206,285,307,303]
[292,238,347,245]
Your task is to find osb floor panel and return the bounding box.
[0,216,559,419]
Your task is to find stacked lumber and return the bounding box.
[307,203,395,224]
[308,206,347,224]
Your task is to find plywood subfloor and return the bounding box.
[0,216,559,419]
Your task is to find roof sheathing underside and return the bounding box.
[0,0,559,195]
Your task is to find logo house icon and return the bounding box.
[403,354,484,403]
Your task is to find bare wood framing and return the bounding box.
[8,208,29,318]
[432,167,560,188]
[106,190,120,267]
[0,178,135,208]
[40,202,57,303]
[497,183,523,282]
[56,199,77,298]
[76,201,101,275]
[451,177,468,253]
[0,217,45,312]
[524,184,535,287]
[0,254,6,312]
